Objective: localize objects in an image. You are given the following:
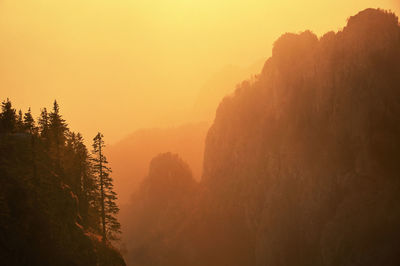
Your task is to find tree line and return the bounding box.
[0,98,120,242]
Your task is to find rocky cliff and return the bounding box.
[198,8,400,266]
[124,8,400,266]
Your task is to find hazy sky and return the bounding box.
[1,0,399,143]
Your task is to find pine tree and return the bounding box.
[38,108,49,138]
[0,98,16,134]
[24,108,35,133]
[75,133,97,228]
[16,110,24,132]
[64,132,97,228]
[0,99,126,264]
[24,107,37,180]
[92,132,121,241]
[49,100,68,171]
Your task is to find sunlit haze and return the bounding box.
[3,2,400,265]
[0,0,399,143]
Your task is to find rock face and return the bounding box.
[198,8,400,266]
[124,8,400,266]
[124,153,197,266]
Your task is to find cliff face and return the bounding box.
[122,8,400,266]
[197,8,400,266]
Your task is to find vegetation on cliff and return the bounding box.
[0,100,125,265]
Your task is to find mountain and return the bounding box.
[107,122,208,205]
[108,60,264,207]
[124,8,400,266]
[122,153,198,266]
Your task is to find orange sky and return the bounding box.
[1,0,399,143]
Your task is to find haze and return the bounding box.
[1,0,399,143]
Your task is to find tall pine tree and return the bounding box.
[0,98,16,134]
[65,132,98,228]
[16,110,24,132]
[23,108,35,133]
[75,133,98,228]
[38,108,49,137]
[92,132,121,241]
[49,100,68,172]
[24,107,37,180]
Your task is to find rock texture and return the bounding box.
[198,8,400,266]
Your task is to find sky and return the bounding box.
[1,0,399,143]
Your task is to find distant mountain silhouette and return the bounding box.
[107,122,208,205]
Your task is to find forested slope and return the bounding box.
[0,101,125,265]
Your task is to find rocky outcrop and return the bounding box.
[124,153,198,266]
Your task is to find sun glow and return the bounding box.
[0,0,399,142]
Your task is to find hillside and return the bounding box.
[0,102,125,265]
